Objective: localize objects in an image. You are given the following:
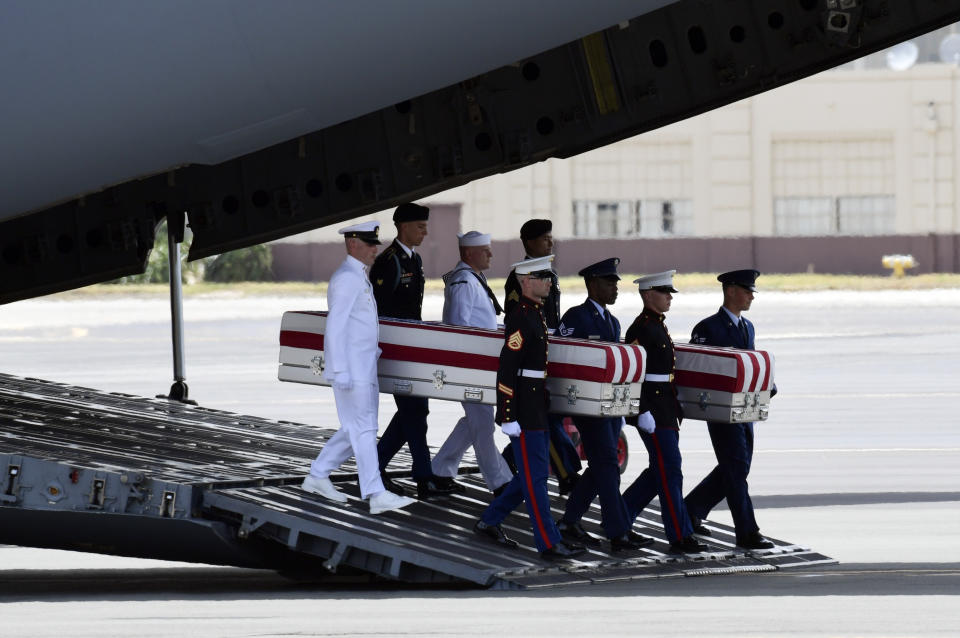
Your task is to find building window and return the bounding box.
[774,195,894,235]
[573,199,692,237]
[573,201,638,237]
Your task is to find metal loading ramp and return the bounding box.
[203,477,835,589]
[2,373,834,589]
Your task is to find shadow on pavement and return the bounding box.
[1,563,958,602]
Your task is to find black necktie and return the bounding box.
[474,272,504,315]
[738,318,749,347]
[603,308,615,339]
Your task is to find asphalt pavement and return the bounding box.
[1,288,958,636]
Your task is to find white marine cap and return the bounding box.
[338,220,381,244]
[513,254,555,276]
[458,230,491,247]
[633,269,678,292]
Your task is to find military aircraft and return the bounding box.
[1,1,958,586]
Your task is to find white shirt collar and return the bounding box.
[588,298,607,316]
[721,305,741,324]
[345,254,368,273]
[396,239,414,258]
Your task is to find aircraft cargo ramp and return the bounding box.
[0,373,834,589]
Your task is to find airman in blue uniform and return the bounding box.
[684,269,775,549]
[555,258,654,552]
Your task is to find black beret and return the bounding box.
[520,219,552,241]
[393,202,430,223]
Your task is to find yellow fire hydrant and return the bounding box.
[881,254,917,277]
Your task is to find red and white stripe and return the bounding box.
[281,311,646,384]
[674,343,775,393]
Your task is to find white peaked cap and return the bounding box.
[633,269,678,291]
[338,220,380,235]
[458,230,491,247]
[513,254,555,275]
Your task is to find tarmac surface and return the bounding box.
[2,288,959,636]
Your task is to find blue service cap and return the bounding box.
[577,257,620,280]
[718,269,760,292]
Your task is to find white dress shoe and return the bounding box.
[301,475,347,503]
[368,490,415,515]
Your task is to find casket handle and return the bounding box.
[566,385,579,406]
[309,355,324,376]
[697,391,710,411]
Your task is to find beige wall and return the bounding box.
[276,64,960,245]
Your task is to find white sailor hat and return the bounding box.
[338,220,381,244]
[513,254,555,276]
[633,269,678,293]
[458,230,491,247]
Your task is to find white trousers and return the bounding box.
[310,382,384,498]
[431,403,513,490]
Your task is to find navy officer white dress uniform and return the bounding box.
[620,270,707,553]
[555,258,654,552]
[473,255,585,559]
[684,269,775,549]
[431,231,514,494]
[301,221,416,515]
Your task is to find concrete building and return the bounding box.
[273,27,960,280]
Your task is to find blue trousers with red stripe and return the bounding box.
[481,429,562,552]
[622,428,693,543]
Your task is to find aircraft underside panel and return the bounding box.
[1,373,834,588]
[2,1,959,304]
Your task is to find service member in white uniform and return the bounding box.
[431,231,514,494]
[301,221,416,515]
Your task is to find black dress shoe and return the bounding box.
[381,474,406,496]
[557,520,601,545]
[737,531,775,550]
[473,520,518,549]
[541,541,586,560]
[432,476,466,494]
[690,516,712,536]
[417,479,453,500]
[610,530,656,551]
[669,535,709,554]
[557,472,581,496]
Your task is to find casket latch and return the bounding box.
[309,355,324,376]
[464,388,483,402]
[433,369,446,390]
[393,380,413,395]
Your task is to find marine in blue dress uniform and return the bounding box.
[502,219,582,493]
[684,269,775,549]
[371,203,454,500]
[474,255,585,560]
[555,258,654,551]
[620,270,707,554]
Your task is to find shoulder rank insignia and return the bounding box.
[507,330,524,351]
[558,323,574,337]
[376,278,384,286]
[507,290,520,303]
